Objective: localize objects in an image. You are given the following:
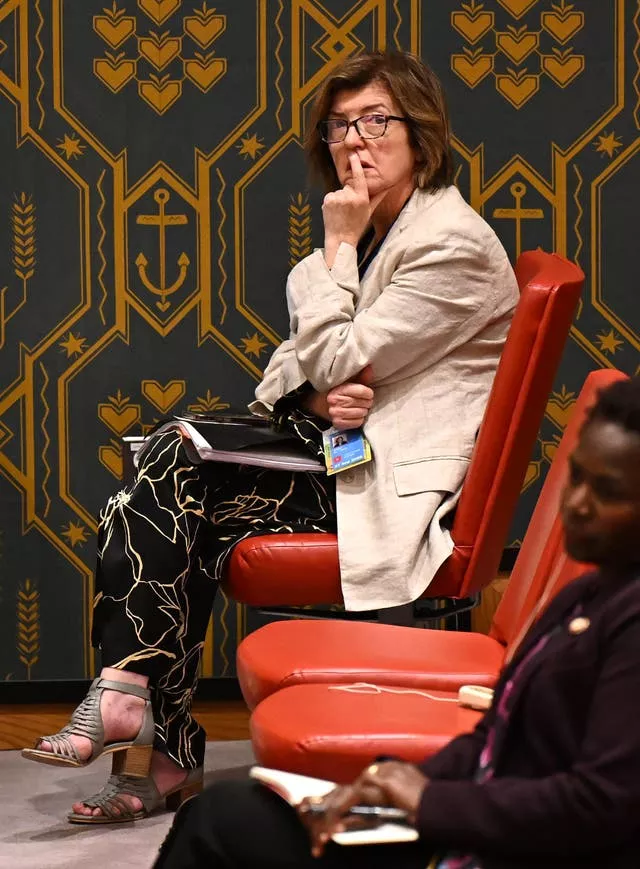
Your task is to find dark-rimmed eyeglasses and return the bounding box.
[317,113,409,144]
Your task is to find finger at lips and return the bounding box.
[347,152,368,194]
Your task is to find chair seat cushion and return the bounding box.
[237,619,505,710]
[250,682,482,783]
[224,534,342,606]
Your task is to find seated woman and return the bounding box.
[154,375,640,869]
[21,51,517,823]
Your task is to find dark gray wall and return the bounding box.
[0,0,637,680]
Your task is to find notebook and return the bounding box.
[138,414,325,473]
[249,766,419,846]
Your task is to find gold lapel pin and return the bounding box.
[568,616,591,635]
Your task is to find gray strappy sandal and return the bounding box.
[67,767,204,825]
[22,678,154,776]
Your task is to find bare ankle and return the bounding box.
[100,667,149,689]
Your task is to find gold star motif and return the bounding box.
[240,332,268,357]
[59,331,87,357]
[596,329,624,355]
[594,131,622,158]
[237,134,265,160]
[56,133,85,161]
[61,521,89,547]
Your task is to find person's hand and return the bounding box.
[298,784,356,858]
[297,761,429,857]
[303,365,374,429]
[322,153,386,266]
[326,365,374,430]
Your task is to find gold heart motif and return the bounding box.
[545,398,575,430]
[138,0,181,26]
[541,54,584,87]
[541,10,584,44]
[496,30,539,64]
[98,403,141,436]
[138,35,182,70]
[183,15,225,49]
[138,78,182,113]
[99,443,124,480]
[496,0,538,19]
[451,10,494,44]
[142,379,186,413]
[495,73,539,108]
[94,57,137,92]
[93,15,136,48]
[451,54,494,88]
[184,57,226,92]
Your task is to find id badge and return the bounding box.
[322,427,372,476]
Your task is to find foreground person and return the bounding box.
[21,50,517,823]
[153,376,640,868]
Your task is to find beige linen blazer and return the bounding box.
[250,185,519,610]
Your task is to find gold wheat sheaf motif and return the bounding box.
[12,193,36,285]
[1,193,36,347]
[288,193,312,268]
[17,578,40,678]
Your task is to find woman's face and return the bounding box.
[327,82,417,199]
[561,419,640,568]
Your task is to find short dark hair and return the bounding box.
[305,51,454,192]
[586,376,640,437]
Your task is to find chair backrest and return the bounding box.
[426,250,583,598]
[490,368,628,648]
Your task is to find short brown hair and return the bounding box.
[305,51,454,192]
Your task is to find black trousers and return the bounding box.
[91,430,335,769]
[153,780,432,868]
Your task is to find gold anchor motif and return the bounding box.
[135,188,190,310]
[492,182,544,259]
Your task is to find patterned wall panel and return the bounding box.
[0,0,638,681]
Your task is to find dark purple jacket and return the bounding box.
[417,569,640,868]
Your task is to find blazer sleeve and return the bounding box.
[250,261,321,412]
[250,338,308,414]
[418,714,491,782]
[415,602,640,857]
[289,227,506,393]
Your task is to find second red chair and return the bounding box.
[245,371,626,781]
[238,370,625,711]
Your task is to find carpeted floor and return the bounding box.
[0,740,255,869]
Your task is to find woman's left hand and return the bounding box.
[298,760,429,857]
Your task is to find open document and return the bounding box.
[249,766,419,846]
[128,414,325,473]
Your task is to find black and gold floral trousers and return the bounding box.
[91,422,335,770]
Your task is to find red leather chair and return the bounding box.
[249,553,590,783]
[223,251,583,612]
[237,369,625,710]
[246,372,627,782]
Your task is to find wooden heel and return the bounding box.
[112,744,153,777]
[165,779,203,811]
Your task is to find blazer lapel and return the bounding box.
[356,187,446,305]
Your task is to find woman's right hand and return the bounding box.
[304,365,374,430]
[325,381,373,429]
[297,760,429,857]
